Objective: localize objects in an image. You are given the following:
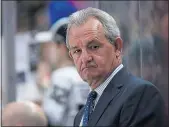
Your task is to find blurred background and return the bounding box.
[1,0,168,126]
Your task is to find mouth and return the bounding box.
[82,67,88,71]
[81,66,96,71]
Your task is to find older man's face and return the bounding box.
[68,17,120,84]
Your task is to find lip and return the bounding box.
[81,66,96,71]
[82,67,88,71]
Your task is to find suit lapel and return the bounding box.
[88,82,121,126]
[75,108,84,126]
[88,67,129,126]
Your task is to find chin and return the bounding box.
[82,73,99,82]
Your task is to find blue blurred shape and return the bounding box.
[48,0,77,27]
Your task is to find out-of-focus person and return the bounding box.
[2,101,47,126]
[42,17,90,126]
[23,32,55,106]
[127,13,168,114]
[36,60,51,94]
[151,13,168,124]
[16,33,54,105]
[16,60,51,106]
[34,31,58,71]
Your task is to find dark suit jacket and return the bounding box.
[74,67,166,127]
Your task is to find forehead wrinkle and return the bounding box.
[83,24,102,42]
[69,18,105,48]
[70,30,97,47]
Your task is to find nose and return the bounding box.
[81,50,92,64]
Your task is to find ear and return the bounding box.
[114,37,123,57]
[114,37,123,51]
[69,51,73,59]
[115,37,123,57]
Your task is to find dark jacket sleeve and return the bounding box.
[119,83,166,127]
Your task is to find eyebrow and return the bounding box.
[69,39,100,50]
[88,39,100,45]
[69,46,78,51]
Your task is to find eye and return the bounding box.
[90,45,99,50]
[73,49,81,54]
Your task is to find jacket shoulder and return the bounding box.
[129,75,159,92]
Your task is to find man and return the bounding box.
[42,17,90,126]
[2,101,47,126]
[66,7,166,127]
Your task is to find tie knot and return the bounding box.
[89,91,97,100]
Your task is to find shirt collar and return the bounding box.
[92,64,124,97]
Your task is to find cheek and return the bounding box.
[73,58,81,71]
[94,52,115,67]
[95,57,105,67]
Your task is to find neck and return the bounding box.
[87,70,112,90]
[89,77,106,90]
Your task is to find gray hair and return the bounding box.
[66,7,121,48]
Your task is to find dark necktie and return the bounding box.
[82,91,97,126]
